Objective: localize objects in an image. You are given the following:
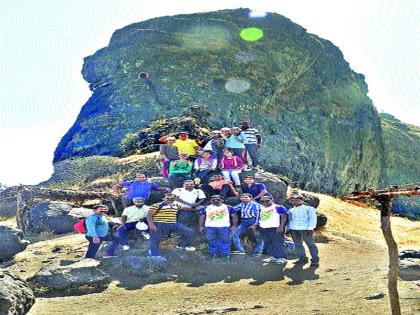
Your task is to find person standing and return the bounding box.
[116,197,150,251]
[85,205,120,259]
[239,121,262,168]
[147,194,196,259]
[199,195,238,259]
[256,195,288,265]
[225,127,246,161]
[159,136,179,177]
[159,131,199,157]
[231,193,263,255]
[287,193,319,267]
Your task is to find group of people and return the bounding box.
[158,121,262,188]
[84,169,320,267]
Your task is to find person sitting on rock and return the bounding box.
[199,195,238,259]
[201,173,238,200]
[241,175,272,203]
[159,136,179,178]
[287,193,319,267]
[85,204,120,259]
[231,193,264,256]
[172,180,206,233]
[225,127,246,162]
[115,197,150,251]
[114,173,169,208]
[239,121,262,169]
[168,153,193,188]
[159,131,199,158]
[147,193,197,259]
[193,150,217,184]
[219,149,245,188]
[254,195,288,265]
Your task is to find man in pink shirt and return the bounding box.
[201,174,238,200]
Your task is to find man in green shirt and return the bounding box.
[116,197,150,251]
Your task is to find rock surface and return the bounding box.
[53,8,385,196]
[28,259,110,290]
[103,255,168,277]
[0,269,35,315]
[22,202,92,234]
[0,225,29,261]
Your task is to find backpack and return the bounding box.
[73,218,87,234]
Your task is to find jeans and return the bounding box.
[245,143,259,167]
[85,234,119,258]
[169,173,192,189]
[193,170,216,184]
[149,222,194,256]
[231,219,264,253]
[202,184,235,199]
[117,221,148,246]
[259,228,286,259]
[221,170,242,186]
[161,159,170,178]
[206,226,230,257]
[289,230,319,262]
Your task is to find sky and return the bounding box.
[1,0,419,186]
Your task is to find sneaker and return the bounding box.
[310,260,320,267]
[262,256,275,263]
[273,258,287,265]
[121,245,130,251]
[294,258,309,264]
[231,250,246,255]
[185,246,196,252]
[141,232,150,240]
[103,253,118,259]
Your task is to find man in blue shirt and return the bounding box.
[231,193,264,255]
[241,176,272,202]
[114,173,170,208]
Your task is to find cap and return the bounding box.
[220,127,230,131]
[211,130,221,134]
[166,136,176,141]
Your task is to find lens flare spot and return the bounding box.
[225,78,251,93]
[249,10,268,18]
[240,27,264,42]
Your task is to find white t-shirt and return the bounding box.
[259,204,282,228]
[172,188,206,207]
[203,204,231,228]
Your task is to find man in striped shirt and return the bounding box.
[239,121,262,168]
[147,193,196,259]
[231,193,264,255]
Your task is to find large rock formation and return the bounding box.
[0,225,29,262]
[53,8,385,196]
[0,270,35,315]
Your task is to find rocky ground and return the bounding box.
[1,192,419,315]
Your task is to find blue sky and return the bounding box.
[1,0,419,186]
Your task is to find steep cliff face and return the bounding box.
[54,8,385,195]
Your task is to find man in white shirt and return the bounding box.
[287,193,319,267]
[117,197,150,250]
[172,180,206,245]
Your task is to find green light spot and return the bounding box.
[240,27,264,42]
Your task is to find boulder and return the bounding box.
[400,249,420,259]
[0,269,35,315]
[0,186,18,217]
[0,225,29,261]
[316,213,328,229]
[103,255,168,277]
[28,259,110,290]
[243,170,288,203]
[22,202,92,234]
[399,258,420,281]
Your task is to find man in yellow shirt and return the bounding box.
[116,197,150,250]
[159,131,199,157]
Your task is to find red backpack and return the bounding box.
[73,219,87,234]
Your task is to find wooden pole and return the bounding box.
[377,195,401,315]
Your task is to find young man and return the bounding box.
[287,193,319,267]
[219,149,245,187]
[202,174,238,200]
[231,193,263,255]
[159,131,199,157]
[159,136,179,177]
[168,153,193,188]
[116,197,150,251]
[241,176,272,203]
[255,195,288,265]
[85,205,120,259]
[199,195,238,259]
[239,121,262,168]
[114,173,169,208]
[147,194,196,259]
[172,180,206,232]
[193,150,218,183]
[225,127,246,161]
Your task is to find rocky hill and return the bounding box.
[53,8,386,196]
